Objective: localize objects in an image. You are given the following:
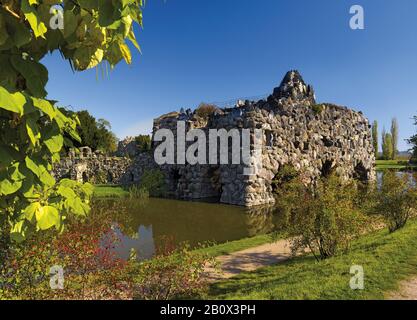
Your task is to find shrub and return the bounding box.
[311,104,325,115]
[277,174,366,261]
[271,164,299,194]
[130,241,214,300]
[0,235,55,300]
[139,169,166,197]
[135,135,152,153]
[129,185,150,200]
[373,171,417,233]
[0,214,131,300]
[195,103,219,119]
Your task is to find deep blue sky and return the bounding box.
[43,0,417,151]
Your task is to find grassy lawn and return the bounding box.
[207,218,417,300]
[375,160,416,171]
[93,185,129,198]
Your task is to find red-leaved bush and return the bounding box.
[1,215,132,300]
[129,237,215,300]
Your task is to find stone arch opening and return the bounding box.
[321,160,334,178]
[207,166,222,198]
[82,171,89,183]
[264,130,274,147]
[107,171,113,184]
[170,168,181,189]
[353,162,368,182]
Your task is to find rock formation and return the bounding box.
[124,70,376,206]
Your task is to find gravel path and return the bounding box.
[204,239,293,281]
[388,277,417,300]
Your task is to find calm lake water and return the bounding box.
[92,198,285,260]
[95,171,416,261]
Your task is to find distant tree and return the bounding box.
[372,120,378,159]
[408,116,417,163]
[97,118,118,154]
[391,118,399,159]
[382,127,386,159]
[68,110,118,154]
[382,132,394,160]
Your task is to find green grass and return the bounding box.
[207,219,417,300]
[93,185,129,198]
[196,234,278,258]
[375,160,416,171]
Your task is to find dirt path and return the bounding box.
[388,277,417,300]
[204,239,293,281]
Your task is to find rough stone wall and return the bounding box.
[53,147,132,184]
[138,70,375,206]
[116,137,138,158]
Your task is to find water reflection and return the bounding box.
[92,198,285,261]
[98,171,417,261]
[113,225,155,261]
[376,171,417,188]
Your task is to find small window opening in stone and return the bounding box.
[321,160,334,178]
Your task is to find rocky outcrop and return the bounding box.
[116,137,138,158]
[131,70,375,206]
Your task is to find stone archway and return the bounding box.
[207,166,222,197]
[353,162,368,182]
[169,168,181,189]
[82,171,89,183]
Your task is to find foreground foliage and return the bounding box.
[130,239,215,300]
[0,213,129,299]
[0,0,143,242]
[1,209,213,300]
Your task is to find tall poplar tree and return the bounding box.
[372,120,378,159]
